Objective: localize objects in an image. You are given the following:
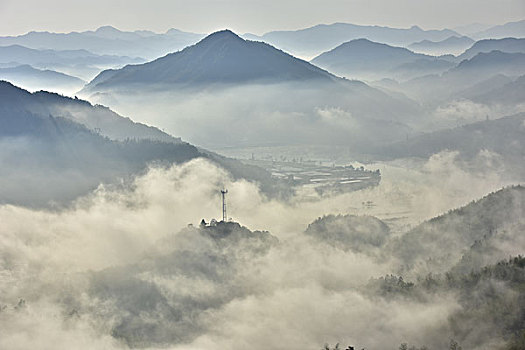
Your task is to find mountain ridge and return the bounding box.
[0,81,285,206]
[310,38,453,80]
[408,35,475,55]
[83,29,337,92]
[0,65,86,94]
[0,26,204,60]
[471,19,525,40]
[457,37,525,61]
[246,22,460,58]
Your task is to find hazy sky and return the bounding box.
[1,0,524,36]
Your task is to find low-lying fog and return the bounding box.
[84,82,417,150]
[0,149,517,350]
[85,82,525,153]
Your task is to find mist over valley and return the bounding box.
[1,4,525,349]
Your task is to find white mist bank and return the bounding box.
[0,152,519,350]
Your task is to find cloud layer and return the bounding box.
[0,154,520,349]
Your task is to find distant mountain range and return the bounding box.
[457,37,525,61]
[0,44,144,68]
[450,50,525,78]
[79,28,525,151]
[81,30,422,150]
[5,23,522,152]
[0,81,282,206]
[371,113,525,176]
[0,65,85,94]
[0,44,145,80]
[453,23,492,36]
[408,36,475,56]
[380,49,525,104]
[0,26,204,60]
[0,80,175,142]
[0,81,197,206]
[244,23,460,58]
[2,20,523,64]
[310,38,454,80]
[83,30,336,92]
[470,19,525,40]
[310,36,525,84]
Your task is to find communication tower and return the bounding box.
[221,189,228,222]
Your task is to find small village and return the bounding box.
[242,157,381,194]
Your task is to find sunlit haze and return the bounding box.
[1,1,525,350]
[1,0,524,35]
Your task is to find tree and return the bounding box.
[449,339,462,350]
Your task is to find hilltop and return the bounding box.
[86,220,278,346]
[388,185,525,275]
[311,38,453,80]
[83,29,336,91]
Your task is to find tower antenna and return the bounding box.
[221,189,228,222]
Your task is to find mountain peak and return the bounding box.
[191,29,245,49]
[201,29,243,42]
[0,80,25,93]
[330,38,405,52]
[95,25,122,34]
[210,29,237,36]
[350,38,374,44]
[84,28,335,90]
[166,28,183,35]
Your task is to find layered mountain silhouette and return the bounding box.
[408,36,475,56]
[0,65,85,94]
[457,37,525,61]
[244,23,459,58]
[450,50,525,78]
[0,81,281,206]
[0,26,204,60]
[371,112,525,176]
[386,50,525,103]
[0,81,196,206]
[452,23,492,36]
[0,80,175,142]
[310,38,453,80]
[470,19,525,40]
[0,44,144,68]
[81,30,423,150]
[0,44,145,80]
[83,30,336,91]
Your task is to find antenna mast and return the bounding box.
[221,189,228,222]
